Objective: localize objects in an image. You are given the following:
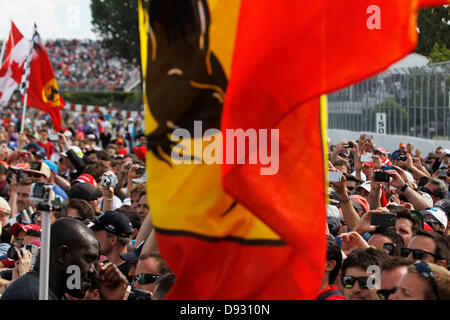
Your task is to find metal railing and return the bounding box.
[328,61,450,140]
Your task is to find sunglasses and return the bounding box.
[376,287,397,300]
[27,173,44,178]
[414,261,440,300]
[400,248,437,261]
[134,273,161,285]
[347,186,355,191]
[341,276,371,289]
[383,242,396,256]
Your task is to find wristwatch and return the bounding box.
[400,183,409,193]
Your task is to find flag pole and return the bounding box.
[0,20,11,66]
[19,24,35,133]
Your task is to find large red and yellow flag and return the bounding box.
[139,0,448,299]
[23,25,65,132]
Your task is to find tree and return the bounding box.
[416,7,450,58]
[429,43,450,63]
[90,0,140,64]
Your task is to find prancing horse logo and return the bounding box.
[42,78,62,107]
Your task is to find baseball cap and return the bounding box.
[356,181,371,193]
[363,162,375,169]
[88,210,133,238]
[11,162,30,170]
[350,195,370,213]
[68,182,102,201]
[61,146,84,159]
[72,173,98,188]
[87,134,96,140]
[399,143,406,148]
[421,207,448,228]
[116,138,124,145]
[10,223,41,237]
[0,197,11,214]
[375,147,387,155]
[327,205,340,236]
[24,142,41,151]
[43,160,58,174]
[132,146,146,162]
[119,240,146,263]
[24,161,51,178]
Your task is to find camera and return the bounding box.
[374,171,390,182]
[30,182,54,205]
[398,154,407,161]
[101,175,118,187]
[7,244,38,261]
[136,167,146,175]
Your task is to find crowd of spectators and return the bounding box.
[320,136,450,300]
[0,110,175,300]
[45,39,139,91]
[0,106,449,300]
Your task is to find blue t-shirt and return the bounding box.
[53,184,68,201]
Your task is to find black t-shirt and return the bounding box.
[1,223,12,244]
[0,271,62,300]
[118,261,132,284]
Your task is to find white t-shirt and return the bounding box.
[98,195,123,211]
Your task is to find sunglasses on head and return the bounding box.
[134,273,161,285]
[414,261,440,300]
[341,276,371,290]
[376,287,397,300]
[400,248,437,261]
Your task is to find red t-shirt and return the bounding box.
[317,285,344,300]
[37,140,55,159]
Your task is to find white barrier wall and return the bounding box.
[328,129,450,156]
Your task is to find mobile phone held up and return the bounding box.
[374,171,390,182]
[328,171,343,183]
[370,212,397,226]
[360,153,372,163]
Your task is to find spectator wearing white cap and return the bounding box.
[421,207,448,235]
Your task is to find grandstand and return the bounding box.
[0,39,141,93]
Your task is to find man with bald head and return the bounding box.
[1,218,134,300]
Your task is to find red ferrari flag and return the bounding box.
[0,21,30,106]
[139,0,449,300]
[22,24,65,132]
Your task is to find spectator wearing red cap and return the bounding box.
[0,223,41,268]
[115,138,128,155]
[362,162,375,182]
[132,133,147,163]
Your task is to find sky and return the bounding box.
[0,0,97,41]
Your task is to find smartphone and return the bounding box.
[382,166,395,171]
[398,154,407,161]
[370,213,397,226]
[439,170,447,177]
[346,141,354,148]
[360,154,373,162]
[374,171,390,182]
[328,171,343,182]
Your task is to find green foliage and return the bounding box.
[429,42,450,63]
[416,7,450,58]
[61,91,136,107]
[90,0,140,64]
